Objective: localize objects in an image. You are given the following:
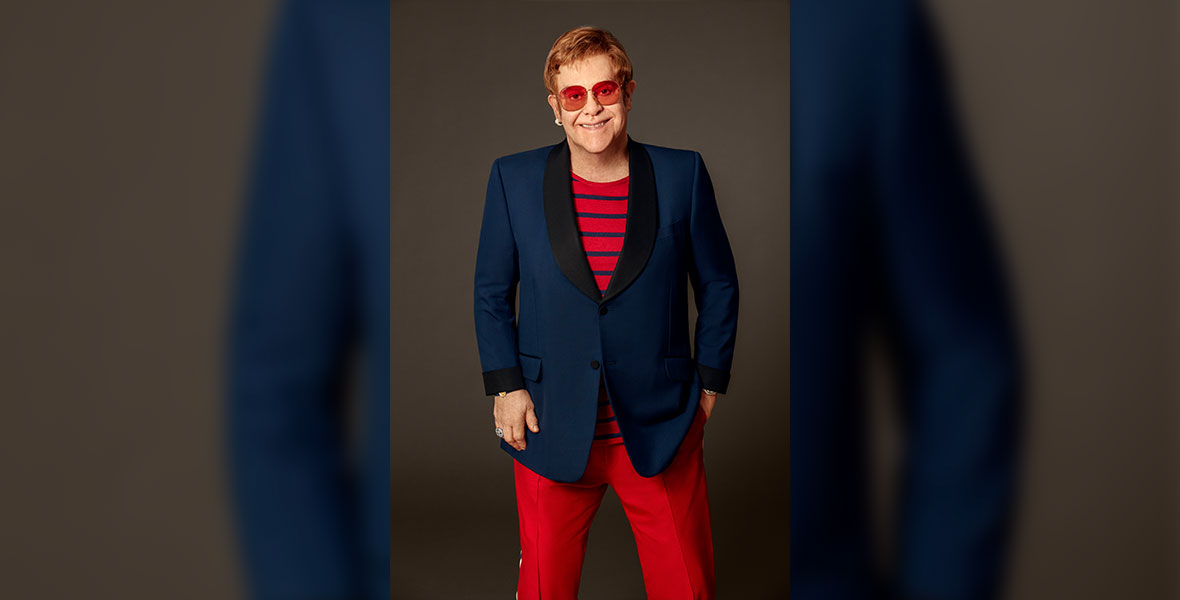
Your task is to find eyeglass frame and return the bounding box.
[553,80,625,112]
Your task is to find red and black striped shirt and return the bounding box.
[572,171,628,443]
[572,172,628,296]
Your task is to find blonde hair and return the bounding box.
[543,26,633,96]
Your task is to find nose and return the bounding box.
[581,92,604,116]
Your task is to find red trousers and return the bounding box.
[513,384,715,599]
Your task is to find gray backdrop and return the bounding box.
[914,2,1179,598]
[0,2,273,598]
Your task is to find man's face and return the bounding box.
[548,54,635,157]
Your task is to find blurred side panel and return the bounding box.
[225,1,389,599]
[792,0,1022,598]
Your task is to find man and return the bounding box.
[473,26,739,600]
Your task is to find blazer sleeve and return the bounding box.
[870,1,1022,597]
[473,159,525,396]
[687,152,740,393]
[225,0,363,596]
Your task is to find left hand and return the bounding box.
[699,390,717,422]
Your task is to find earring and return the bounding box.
[554,118,562,126]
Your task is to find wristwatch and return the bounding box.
[496,391,509,397]
[702,389,717,396]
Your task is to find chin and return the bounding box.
[574,132,623,154]
[580,141,610,154]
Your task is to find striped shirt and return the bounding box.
[573,171,629,444]
[571,172,628,296]
[594,377,623,443]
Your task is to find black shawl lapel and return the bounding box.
[544,140,602,302]
[601,139,657,303]
[543,137,658,305]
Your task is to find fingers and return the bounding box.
[501,422,527,451]
[493,393,536,451]
[493,413,529,451]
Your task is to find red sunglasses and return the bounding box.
[557,80,622,112]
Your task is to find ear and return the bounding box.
[623,80,637,110]
[547,95,561,123]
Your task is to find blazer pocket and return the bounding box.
[664,356,695,381]
[519,353,542,382]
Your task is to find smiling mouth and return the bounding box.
[579,119,609,129]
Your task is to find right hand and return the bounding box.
[494,389,540,451]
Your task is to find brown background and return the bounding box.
[914,2,1179,598]
[0,1,1174,599]
[0,1,274,598]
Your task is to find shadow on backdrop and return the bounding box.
[792,1,1023,599]
[224,1,389,599]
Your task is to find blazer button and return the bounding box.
[599,306,608,315]
[590,360,600,369]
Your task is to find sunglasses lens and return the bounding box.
[560,86,587,111]
[593,81,620,105]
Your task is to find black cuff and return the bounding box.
[697,363,730,394]
[483,366,525,396]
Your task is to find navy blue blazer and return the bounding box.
[226,1,388,599]
[793,1,1021,599]
[474,138,739,482]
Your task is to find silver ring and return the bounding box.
[495,427,504,438]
